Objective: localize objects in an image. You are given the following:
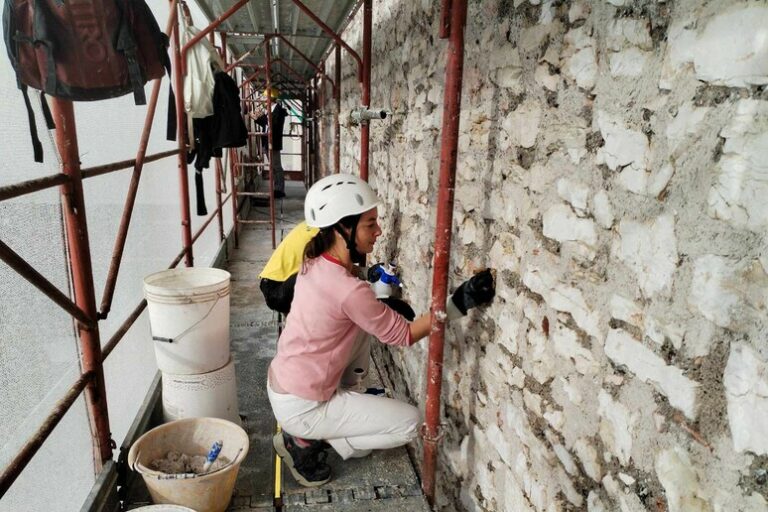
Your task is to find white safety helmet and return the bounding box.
[305,173,380,228]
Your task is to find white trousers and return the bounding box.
[268,334,422,460]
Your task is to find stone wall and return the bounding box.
[318,1,768,510]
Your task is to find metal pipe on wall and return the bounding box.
[335,44,341,173]
[50,98,114,472]
[319,66,326,177]
[360,0,372,181]
[422,0,468,506]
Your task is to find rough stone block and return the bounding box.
[597,111,649,172]
[724,343,768,455]
[592,190,615,229]
[562,27,597,89]
[604,329,698,419]
[543,203,597,249]
[707,100,768,231]
[693,7,768,87]
[552,322,598,375]
[613,214,678,298]
[689,255,768,331]
[655,448,710,511]
[523,267,602,339]
[598,390,636,465]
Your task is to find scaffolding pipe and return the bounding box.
[81,150,180,180]
[265,40,277,250]
[422,0,468,506]
[0,371,93,497]
[0,239,94,328]
[215,158,225,242]
[269,34,336,92]
[229,148,239,248]
[180,0,248,75]
[360,0,372,181]
[51,98,114,471]
[319,66,326,176]
[0,174,69,202]
[334,44,341,173]
[288,0,363,81]
[171,3,194,267]
[99,76,164,318]
[271,58,310,88]
[101,301,147,361]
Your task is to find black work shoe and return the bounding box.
[273,432,331,487]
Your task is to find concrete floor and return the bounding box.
[136,181,431,511]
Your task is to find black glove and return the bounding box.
[448,269,496,318]
[367,262,385,283]
[379,297,416,321]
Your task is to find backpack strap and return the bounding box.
[164,53,177,141]
[115,0,146,105]
[39,92,55,130]
[30,3,57,95]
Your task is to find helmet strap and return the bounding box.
[333,215,364,264]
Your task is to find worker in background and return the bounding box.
[267,173,496,487]
[255,87,288,198]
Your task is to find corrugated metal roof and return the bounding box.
[194,0,360,93]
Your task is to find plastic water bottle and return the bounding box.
[372,262,402,299]
[202,440,223,472]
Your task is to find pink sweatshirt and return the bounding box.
[269,253,414,401]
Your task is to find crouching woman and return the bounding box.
[267,173,495,487]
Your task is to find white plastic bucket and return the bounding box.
[162,358,241,425]
[128,418,249,512]
[144,268,231,375]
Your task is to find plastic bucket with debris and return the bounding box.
[162,358,241,425]
[128,418,249,512]
[144,268,231,375]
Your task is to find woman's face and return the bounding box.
[355,208,382,254]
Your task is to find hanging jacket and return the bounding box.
[211,72,247,149]
[180,15,223,119]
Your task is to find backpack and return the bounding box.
[3,0,173,162]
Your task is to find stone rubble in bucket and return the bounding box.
[150,451,228,475]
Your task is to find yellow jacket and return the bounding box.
[259,221,319,282]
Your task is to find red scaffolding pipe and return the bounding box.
[99,75,164,318]
[0,371,93,497]
[265,40,277,250]
[360,0,372,181]
[51,98,114,471]
[171,3,194,267]
[422,0,468,505]
[269,34,336,93]
[0,239,93,327]
[334,44,341,173]
[180,0,248,75]
[288,0,363,81]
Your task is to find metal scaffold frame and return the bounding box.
[0,0,471,508]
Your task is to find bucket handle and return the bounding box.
[151,293,222,344]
